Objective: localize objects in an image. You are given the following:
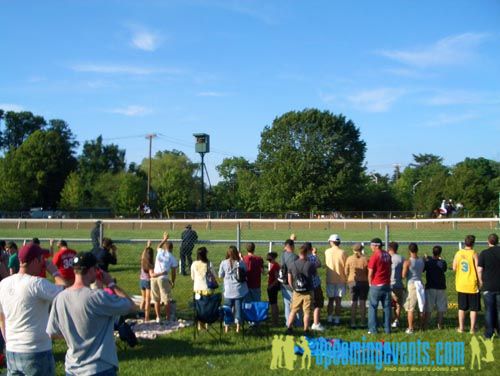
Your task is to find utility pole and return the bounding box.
[145,134,157,205]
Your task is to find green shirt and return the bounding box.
[8,253,19,273]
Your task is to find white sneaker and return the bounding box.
[156,317,161,323]
[327,315,333,323]
[405,328,414,334]
[334,316,340,325]
[391,320,399,328]
[311,323,325,332]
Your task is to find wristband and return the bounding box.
[53,271,61,278]
[107,282,117,289]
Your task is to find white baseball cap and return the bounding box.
[328,234,340,242]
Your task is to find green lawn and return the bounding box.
[1,225,500,375]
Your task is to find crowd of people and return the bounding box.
[1,227,500,375]
[0,237,135,376]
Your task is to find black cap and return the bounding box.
[73,252,97,270]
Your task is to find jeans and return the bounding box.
[223,297,244,324]
[6,350,55,376]
[368,285,392,334]
[246,288,261,302]
[483,291,500,338]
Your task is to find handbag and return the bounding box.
[206,263,219,289]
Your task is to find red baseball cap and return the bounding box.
[18,243,47,263]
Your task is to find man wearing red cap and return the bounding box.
[0,243,65,376]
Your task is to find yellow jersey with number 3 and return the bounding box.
[454,249,479,293]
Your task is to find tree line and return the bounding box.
[0,108,498,216]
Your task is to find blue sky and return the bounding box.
[1,0,499,182]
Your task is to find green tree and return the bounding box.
[112,172,147,216]
[256,109,366,211]
[211,157,259,211]
[78,135,125,178]
[393,154,449,212]
[59,172,86,210]
[0,129,77,209]
[446,158,499,212]
[0,111,47,151]
[141,150,197,214]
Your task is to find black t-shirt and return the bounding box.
[288,258,316,292]
[424,257,447,290]
[93,247,117,272]
[478,246,500,292]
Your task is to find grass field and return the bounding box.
[1,224,500,375]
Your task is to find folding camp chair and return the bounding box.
[193,293,223,340]
[242,301,269,337]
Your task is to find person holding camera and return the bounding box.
[93,237,117,272]
[47,252,135,376]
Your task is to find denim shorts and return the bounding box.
[7,350,55,376]
[140,279,151,290]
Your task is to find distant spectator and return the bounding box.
[402,243,425,334]
[325,234,347,325]
[0,243,64,376]
[151,233,178,322]
[139,241,155,322]
[305,242,325,332]
[242,242,264,302]
[266,252,280,326]
[51,240,77,287]
[424,245,448,330]
[477,233,500,338]
[388,242,405,329]
[280,239,298,326]
[93,237,117,272]
[90,220,102,252]
[180,225,198,275]
[7,241,19,275]
[286,244,316,334]
[345,242,369,329]
[367,238,392,334]
[453,235,480,333]
[191,247,217,295]
[219,246,248,333]
[32,237,51,278]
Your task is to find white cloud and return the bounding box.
[0,103,24,112]
[378,32,490,67]
[131,30,161,51]
[109,105,152,116]
[425,90,500,106]
[346,88,405,112]
[425,112,478,127]
[196,91,228,97]
[72,64,182,75]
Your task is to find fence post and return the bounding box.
[236,222,241,251]
[269,241,273,253]
[385,223,390,248]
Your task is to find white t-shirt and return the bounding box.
[154,249,178,280]
[0,273,63,352]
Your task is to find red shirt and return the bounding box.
[268,261,280,287]
[242,254,264,289]
[368,249,392,286]
[38,251,50,278]
[52,248,77,281]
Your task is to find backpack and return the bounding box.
[277,263,288,285]
[293,261,309,293]
[235,262,247,283]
